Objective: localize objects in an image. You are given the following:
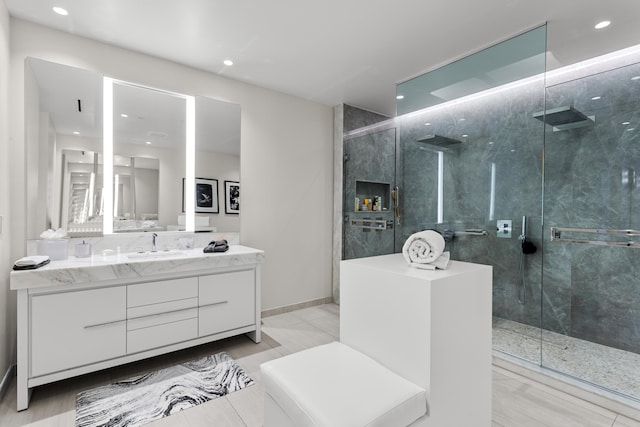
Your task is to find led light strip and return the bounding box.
[185,96,195,232]
[103,77,114,234]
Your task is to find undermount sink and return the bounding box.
[126,250,186,259]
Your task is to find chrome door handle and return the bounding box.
[391,185,401,225]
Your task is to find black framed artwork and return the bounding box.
[224,180,240,214]
[183,177,219,213]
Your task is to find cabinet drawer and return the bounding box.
[31,287,126,377]
[128,307,198,331]
[127,297,198,320]
[199,270,255,337]
[127,277,198,308]
[127,314,198,354]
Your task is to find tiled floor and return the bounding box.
[493,316,640,401]
[1,303,639,427]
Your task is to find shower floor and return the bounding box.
[493,317,640,402]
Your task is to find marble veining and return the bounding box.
[10,245,264,290]
[394,60,640,357]
[75,352,254,427]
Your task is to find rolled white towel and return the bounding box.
[402,230,450,270]
[410,251,450,270]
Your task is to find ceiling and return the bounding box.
[6,0,640,117]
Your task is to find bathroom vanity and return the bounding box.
[10,245,264,411]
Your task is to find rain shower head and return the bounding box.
[416,134,462,150]
[532,106,595,131]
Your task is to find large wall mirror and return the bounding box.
[25,57,241,238]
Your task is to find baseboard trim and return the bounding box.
[0,364,15,403]
[262,297,334,318]
[493,351,640,422]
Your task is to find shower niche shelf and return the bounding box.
[354,180,390,212]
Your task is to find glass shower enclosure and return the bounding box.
[341,25,640,404]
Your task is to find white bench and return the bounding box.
[261,255,492,427]
[261,341,428,427]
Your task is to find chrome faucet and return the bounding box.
[151,232,158,252]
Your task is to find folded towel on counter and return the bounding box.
[203,240,229,253]
[402,230,450,270]
[13,255,51,270]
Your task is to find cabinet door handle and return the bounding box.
[84,319,126,329]
[199,300,229,309]
[127,307,197,322]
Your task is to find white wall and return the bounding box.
[8,19,334,340]
[0,0,12,394]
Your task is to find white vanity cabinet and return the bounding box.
[31,286,127,377]
[199,270,255,337]
[11,245,264,411]
[127,277,199,354]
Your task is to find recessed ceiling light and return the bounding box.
[622,121,631,125]
[120,113,128,118]
[591,96,601,100]
[595,20,611,30]
[424,122,431,126]
[52,6,68,16]
[396,95,404,100]
[73,131,80,135]
[145,141,152,145]
[462,134,468,138]
[223,59,233,66]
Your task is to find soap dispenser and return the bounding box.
[75,240,92,258]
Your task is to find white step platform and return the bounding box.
[261,254,492,427]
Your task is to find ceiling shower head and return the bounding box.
[532,106,595,131]
[416,134,462,150]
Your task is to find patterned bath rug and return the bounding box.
[76,352,254,427]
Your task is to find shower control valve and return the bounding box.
[497,220,512,238]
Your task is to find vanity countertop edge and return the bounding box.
[10,245,264,291]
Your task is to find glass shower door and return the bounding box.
[343,128,397,260]
[541,61,640,402]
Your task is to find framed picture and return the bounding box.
[224,180,240,214]
[183,177,219,213]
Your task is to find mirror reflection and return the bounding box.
[25,57,241,238]
[195,96,241,233]
[26,57,103,237]
[112,82,185,232]
[61,149,103,234]
[112,155,160,232]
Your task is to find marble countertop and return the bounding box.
[10,245,264,291]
